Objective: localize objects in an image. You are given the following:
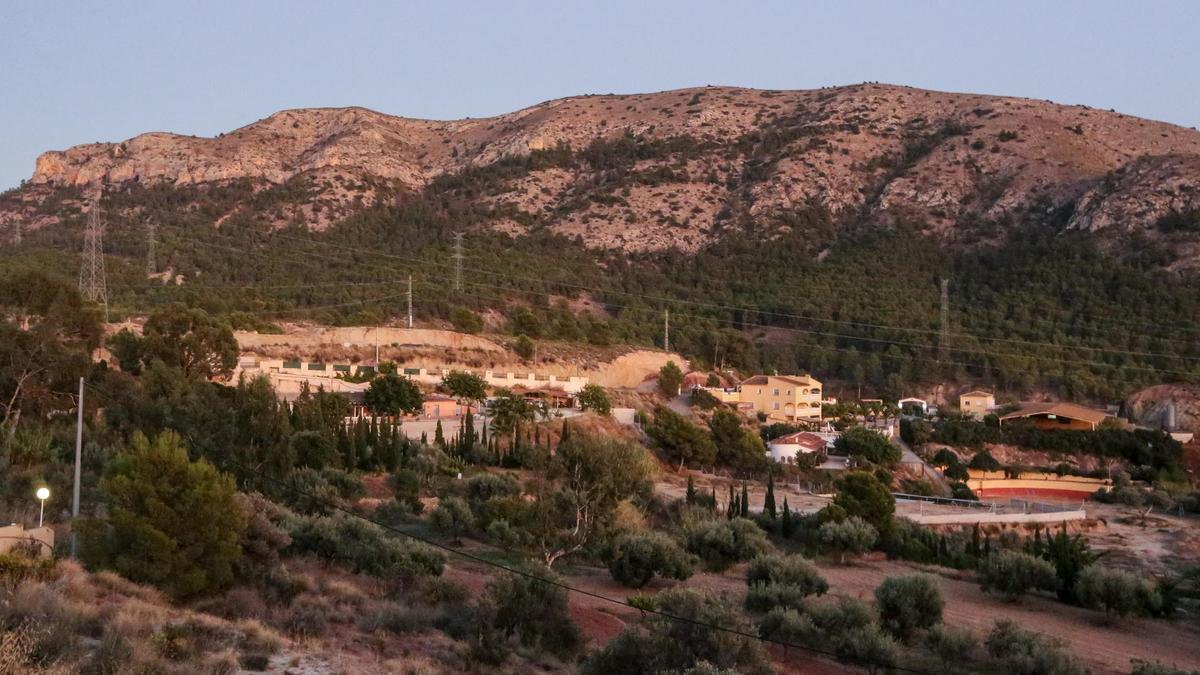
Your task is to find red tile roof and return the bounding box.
[770,431,828,452]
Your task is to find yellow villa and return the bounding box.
[736,375,823,422]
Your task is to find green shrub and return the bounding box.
[834,427,900,465]
[978,550,1058,601]
[583,587,770,675]
[744,582,814,613]
[985,619,1085,675]
[743,554,827,612]
[79,431,247,600]
[286,513,443,578]
[818,516,878,564]
[605,532,695,588]
[925,624,977,667]
[745,554,827,595]
[685,518,774,571]
[477,567,581,658]
[874,574,943,640]
[832,471,894,529]
[1074,565,1161,619]
[429,496,473,542]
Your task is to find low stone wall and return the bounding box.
[236,327,504,353]
[0,524,54,557]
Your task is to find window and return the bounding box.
[773,388,780,396]
[773,403,780,411]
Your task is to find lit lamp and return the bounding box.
[36,487,50,528]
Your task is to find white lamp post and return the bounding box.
[35,487,50,528]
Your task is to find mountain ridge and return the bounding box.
[7,83,1200,265]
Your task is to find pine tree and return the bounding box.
[781,497,794,537]
[685,475,696,504]
[764,474,777,519]
[740,482,750,517]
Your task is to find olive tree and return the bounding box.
[744,553,827,612]
[818,516,878,564]
[978,550,1058,601]
[430,496,474,544]
[1074,565,1161,619]
[605,532,695,588]
[685,518,774,571]
[874,574,944,640]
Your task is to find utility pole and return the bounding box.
[938,277,950,362]
[79,198,109,321]
[451,232,464,292]
[146,219,157,276]
[407,274,413,328]
[663,309,670,352]
[71,377,83,558]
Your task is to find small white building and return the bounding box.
[768,431,833,464]
[897,397,928,415]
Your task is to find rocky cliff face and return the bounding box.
[8,83,1200,260]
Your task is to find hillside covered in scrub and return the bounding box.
[3,84,1200,401]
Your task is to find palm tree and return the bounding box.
[488,388,535,448]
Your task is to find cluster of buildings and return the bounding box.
[233,357,587,421]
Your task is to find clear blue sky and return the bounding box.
[2,0,1198,190]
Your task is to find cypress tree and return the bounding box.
[685,475,696,504]
[727,484,736,519]
[463,411,476,450]
[420,431,428,446]
[434,419,445,449]
[559,419,571,450]
[781,498,794,537]
[764,474,777,519]
[710,485,717,512]
[983,533,992,557]
[740,482,750,517]
[971,523,982,558]
[337,424,352,468]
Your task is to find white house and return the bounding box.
[768,431,833,464]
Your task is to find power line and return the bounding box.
[131,224,1200,369]
[247,227,1200,362]
[76,379,931,675]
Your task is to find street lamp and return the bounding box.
[35,487,50,528]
